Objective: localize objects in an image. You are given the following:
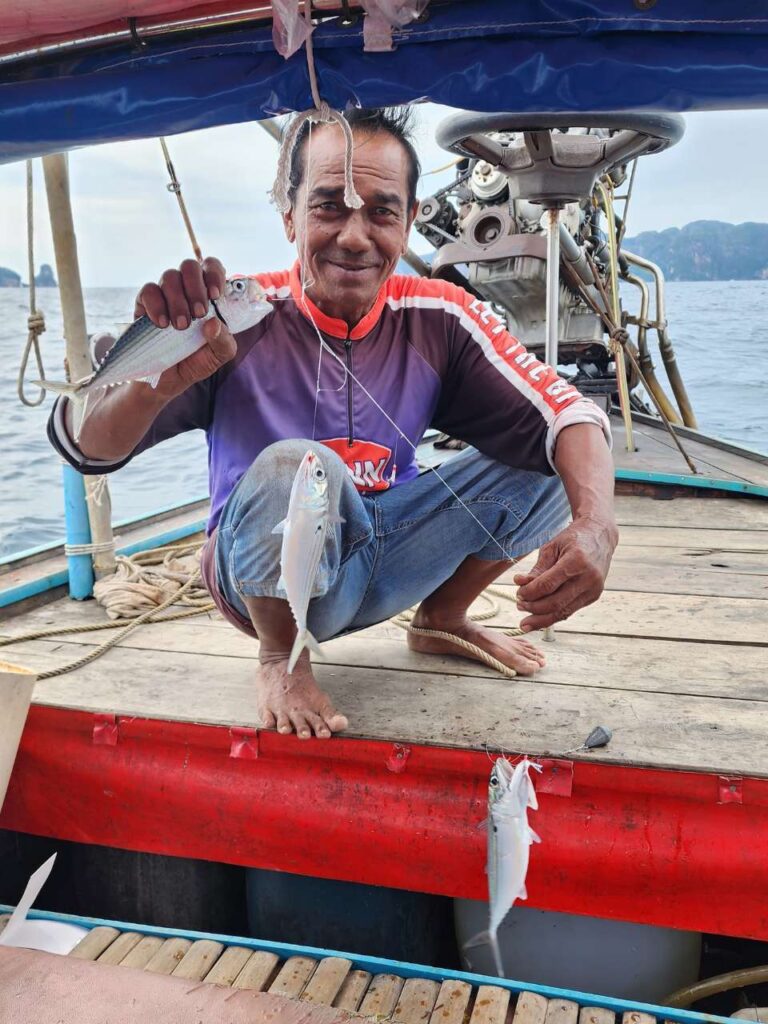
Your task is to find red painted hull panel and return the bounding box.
[3,706,767,939]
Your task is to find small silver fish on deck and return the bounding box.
[273,450,343,673]
[467,757,542,977]
[38,277,271,428]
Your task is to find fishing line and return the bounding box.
[297,290,509,560]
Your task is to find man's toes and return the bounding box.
[260,708,277,729]
[321,708,349,733]
[289,711,313,740]
[276,711,293,735]
[304,711,331,739]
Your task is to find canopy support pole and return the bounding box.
[42,153,115,590]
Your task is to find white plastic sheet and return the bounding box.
[360,0,429,51]
[0,854,87,956]
[271,0,313,59]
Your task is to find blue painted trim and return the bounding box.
[0,495,208,567]
[0,904,731,1024]
[62,464,94,600]
[615,468,768,499]
[0,519,206,610]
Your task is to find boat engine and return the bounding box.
[417,112,695,423]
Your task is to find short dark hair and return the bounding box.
[286,106,421,208]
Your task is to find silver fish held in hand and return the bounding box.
[36,277,272,427]
[466,757,542,978]
[273,450,344,674]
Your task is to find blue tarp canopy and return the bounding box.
[1,0,767,164]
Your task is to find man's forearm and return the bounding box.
[553,422,618,535]
[65,380,176,462]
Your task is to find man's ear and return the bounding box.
[403,198,420,252]
[283,206,296,243]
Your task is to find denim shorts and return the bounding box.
[213,439,570,642]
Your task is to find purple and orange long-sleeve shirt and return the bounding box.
[49,263,610,533]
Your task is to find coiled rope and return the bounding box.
[18,160,47,407]
[1,543,528,681]
[0,543,214,680]
[393,587,525,680]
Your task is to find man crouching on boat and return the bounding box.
[48,107,618,740]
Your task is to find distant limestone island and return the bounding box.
[0,263,57,287]
[623,220,768,281]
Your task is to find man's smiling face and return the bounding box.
[283,125,418,328]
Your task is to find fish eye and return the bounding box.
[233,279,245,292]
[314,467,325,479]
[489,774,499,786]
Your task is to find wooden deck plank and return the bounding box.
[301,957,353,1006]
[544,1000,579,1024]
[334,969,372,1011]
[69,926,120,960]
[204,945,253,986]
[513,992,549,1024]
[172,939,224,981]
[118,935,164,969]
[393,977,441,1024]
[358,973,405,1017]
[614,495,768,531]
[621,1014,656,1024]
[429,980,473,1024]
[579,1009,615,1024]
[232,951,280,991]
[268,955,318,999]
[96,931,142,966]
[143,937,192,974]
[469,985,511,1024]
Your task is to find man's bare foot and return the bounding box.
[408,608,546,676]
[255,654,348,739]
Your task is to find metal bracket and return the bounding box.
[536,759,574,797]
[230,728,259,760]
[93,714,119,747]
[386,744,411,774]
[718,776,743,805]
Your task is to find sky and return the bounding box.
[1,105,767,289]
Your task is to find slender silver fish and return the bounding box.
[467,757,542,977]
[273,450,343,673]
[38,276,271,416]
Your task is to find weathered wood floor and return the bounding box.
[1,487,766,778]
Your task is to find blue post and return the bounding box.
[62,463,94,599]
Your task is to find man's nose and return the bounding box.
[335,210,371,253]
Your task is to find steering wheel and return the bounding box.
[435,111,685,205]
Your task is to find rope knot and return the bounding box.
[609,327,630,354]
[27,311,46,334]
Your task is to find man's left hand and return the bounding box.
[513,517,619,632]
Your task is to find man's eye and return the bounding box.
[374,207,395,217]
[318,202,338,212]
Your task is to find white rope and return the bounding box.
[64,540,118,556]
[18,160,47,407]
[270,0,363,214]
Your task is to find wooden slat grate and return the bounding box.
[60,927,662,1024]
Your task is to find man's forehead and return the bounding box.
[301,127,409,195]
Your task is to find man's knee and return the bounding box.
[234,439,350,523]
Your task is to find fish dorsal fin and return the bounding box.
[272,519,287,535]
[142,373,161,389]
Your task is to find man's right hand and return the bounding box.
[135,256,237,399]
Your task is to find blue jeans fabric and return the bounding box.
[215,439,570,641]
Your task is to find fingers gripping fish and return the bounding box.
[273,450,344,673]
[466,757,542,977]
[37,277,271,438]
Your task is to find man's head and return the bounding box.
[282,107,421,327]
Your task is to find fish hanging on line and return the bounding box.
[273,450,344,673]
[36,277,272,437]
[466,757,542,978]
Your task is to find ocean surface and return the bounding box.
[1,280,766,559]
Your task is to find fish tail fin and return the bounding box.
[287,629,322,674]
[32,378,82,397]
[463,928,504,978]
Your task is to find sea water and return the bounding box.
[0,280,766,558]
